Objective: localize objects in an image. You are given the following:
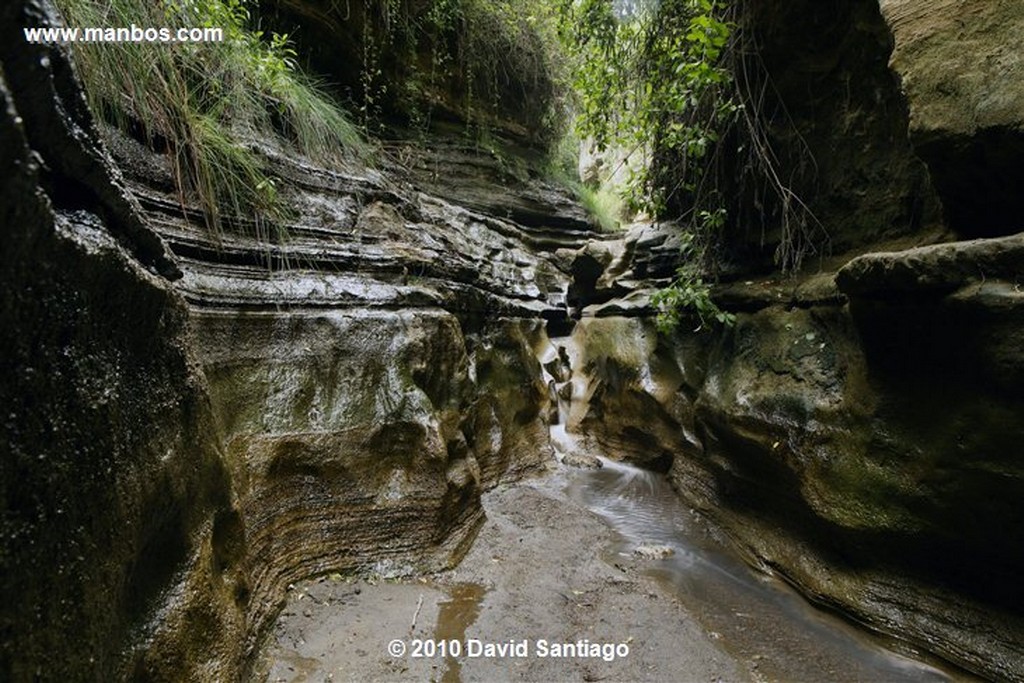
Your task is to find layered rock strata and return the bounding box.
[2,1,583,678]
[116,124,580,677]
[6,0,1024,680]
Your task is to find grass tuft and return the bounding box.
[545,131,625,233]
[56,0,366,238]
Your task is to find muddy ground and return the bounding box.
[257,459,966,683]
[257,473,747,683]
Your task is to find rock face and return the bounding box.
[116,111,572,678]
[562,237,1024,679]
[0,5,241,679]
[1,0,572,679]
[544,3,1024,677]
[558,317,697,472]
[717,0,944,273]
[262,0,562,146]
[6,0,1024,680]
[880,0,1024,237]
[675,276,1024,680]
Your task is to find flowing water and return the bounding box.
[558,456,965,682]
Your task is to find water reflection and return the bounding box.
[434,583,487,683]
[562,457,961,683]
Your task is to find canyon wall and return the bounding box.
[0,3,241,678]
[125,132,581,673]
[1,0,579,678]
[4,0,1024,680]
[560,1,1024,678]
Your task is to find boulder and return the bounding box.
[562,452,604,470]
[633,544,675,560]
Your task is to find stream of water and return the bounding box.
[538,332,965,682]
[557,456,963,682]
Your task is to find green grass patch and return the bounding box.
[544,131,625,233]
[575,183,623,233]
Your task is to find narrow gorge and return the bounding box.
[2,0,1023,681]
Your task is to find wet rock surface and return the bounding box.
[102,49,582,680]
[676,293,1024,680]
[0,13,241,679]
[5,0,1024,680]
[529,3,1024,676]
[560,451,603,470]
[632,544,675,561]
[550,316,699,473]
[380,138,598,239]
[3,2,572,676]
[563,234,1024,679]
[128,141,572,678]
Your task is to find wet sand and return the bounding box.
[259,464,962,683]
[258,474,746,682]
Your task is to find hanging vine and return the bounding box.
[556,0,826,332]
[355,0,564,144]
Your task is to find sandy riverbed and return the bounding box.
[258,473,747,683]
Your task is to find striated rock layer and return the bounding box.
[115,125,577,677]
[2,0,579,679]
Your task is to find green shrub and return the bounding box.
[552,0,739,329]
[651,224,735,334]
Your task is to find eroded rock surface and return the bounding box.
[117,135,574,678]
[558,317,698,472]
[0,9,241,679]
[880,0,1024,237]
[562,228,1024,679]
[3,1,572,678]
[6,0,1024,680]
[685,268,1024,679]
[710,0,945,273]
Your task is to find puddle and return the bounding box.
[267,652,321,683]
[433,583,487,683]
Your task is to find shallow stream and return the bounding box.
[559,456,966,682]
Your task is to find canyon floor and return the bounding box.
[257,469,744,683]
[258,462,962,683]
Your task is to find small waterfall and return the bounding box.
[539,333,596,465]
[540,338,572,458]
